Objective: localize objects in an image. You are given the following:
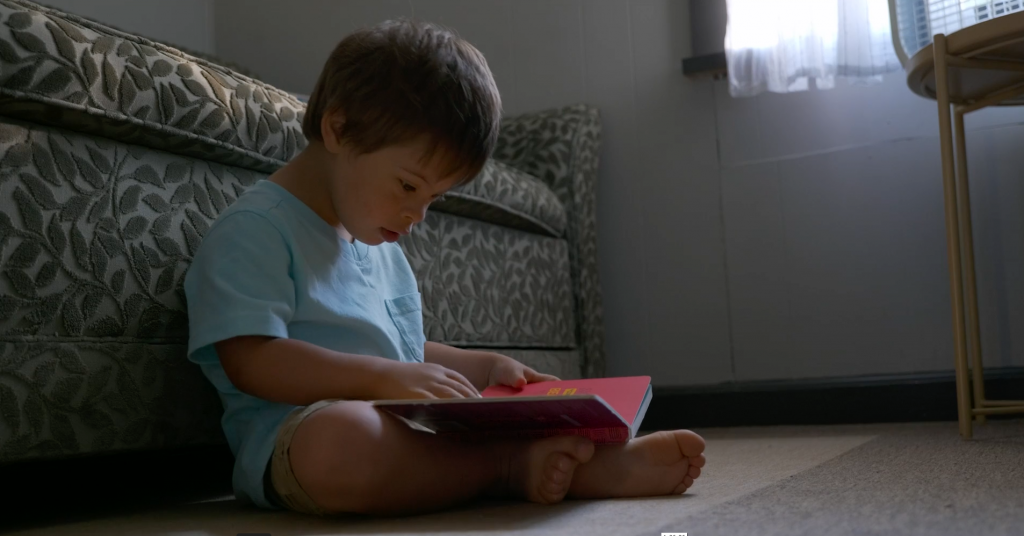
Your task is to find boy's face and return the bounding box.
[323,115,462,245]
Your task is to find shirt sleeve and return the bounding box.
[184,210,295,363]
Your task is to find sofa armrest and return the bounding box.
[492,104,606,378]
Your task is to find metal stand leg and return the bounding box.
[934,34,974,439]
[953,109,988,425]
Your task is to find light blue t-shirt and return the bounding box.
[184,179,426,509]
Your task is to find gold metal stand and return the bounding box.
[932,33,1024,439]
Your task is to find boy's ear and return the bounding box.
[320,110,346,154]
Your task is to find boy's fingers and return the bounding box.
[445,370,481,397]
[442,381,472,399]
[525,369,560,383]
[435,384,464,399]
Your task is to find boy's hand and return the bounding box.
[486,353,560,389]
[374,360,481,400]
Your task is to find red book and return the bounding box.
[372,376,653,444]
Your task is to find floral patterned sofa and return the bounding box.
[0,0,605,464]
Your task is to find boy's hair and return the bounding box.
[302,19,502,184]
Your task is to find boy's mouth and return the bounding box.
[381,228,400,243]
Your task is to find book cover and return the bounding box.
[373,376,653,444]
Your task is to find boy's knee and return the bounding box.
[289,400,392,513]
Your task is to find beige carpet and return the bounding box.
[6,421,1022,536]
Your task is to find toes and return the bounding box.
[672,481,689,494]
[550,453,577,483]
[572,438,595,463]
[543,479,566,495]
[538,453,579,503]
[526,438,593,505]
[676,431,706,458]
[553,453,573,473]
[551,436,595,463]
[683,476,694,488]
[538,480,567,503]
[691,454,706,468]
[688,465,701,479]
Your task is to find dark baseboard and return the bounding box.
[640,367,1024,430]
[0,443,235,531]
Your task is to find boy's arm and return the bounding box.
[216,336,394,406]
[217,336,482,405]
[423,342,498,392]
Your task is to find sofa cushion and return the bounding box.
[0,116,252,462]
[492,104,606,378]
[431,159,567,237]
[0,341,224,460]
[0,0,306,173]
[402,211,576,348]
[0,117,255,342]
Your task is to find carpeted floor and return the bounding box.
[5,420,1023,536]
[680,420,1024,536]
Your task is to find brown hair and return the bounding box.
[303,19,502,183]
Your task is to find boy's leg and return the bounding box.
[284,400,596,516]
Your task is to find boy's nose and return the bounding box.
[407,204,429,224]
[401,210,425,231]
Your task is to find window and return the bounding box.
[725,0,900,96]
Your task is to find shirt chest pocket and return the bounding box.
[385,292,426,362]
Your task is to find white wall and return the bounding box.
[685,0,1024,381]
[41,0,215,54]
[685,1,1024,381]
[213,0,735,387]
[718,73,1024,381]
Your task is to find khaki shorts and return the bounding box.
[264,398,344,516]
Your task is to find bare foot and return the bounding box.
[488,435,596,504]
[567,430,706,499]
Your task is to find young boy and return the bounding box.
[184,19,706,517]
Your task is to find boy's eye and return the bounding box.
[400,180,416,192]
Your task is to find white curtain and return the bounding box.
[725,0,901,97]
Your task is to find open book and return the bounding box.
[372,376,653,444]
